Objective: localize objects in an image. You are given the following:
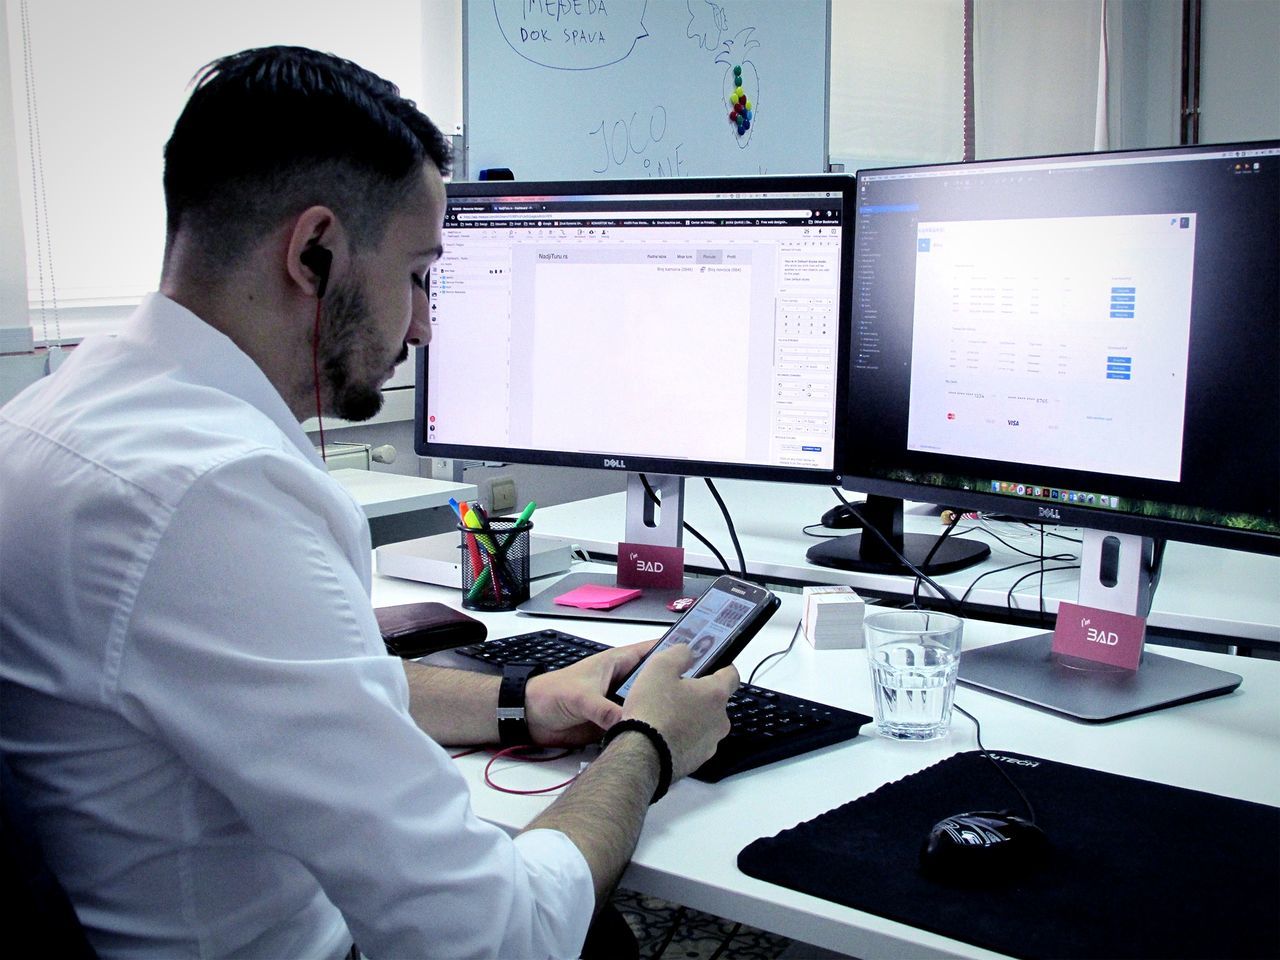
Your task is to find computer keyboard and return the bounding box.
[453,628,871,782]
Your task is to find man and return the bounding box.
[0,46,738,958]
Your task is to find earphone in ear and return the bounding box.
[300,245,332,299]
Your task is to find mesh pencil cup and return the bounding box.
[458,519,533,612]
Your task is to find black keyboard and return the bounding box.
[453,628,871,782]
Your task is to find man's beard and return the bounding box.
[317,277,406,422]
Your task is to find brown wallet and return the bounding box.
[374,602,487,658]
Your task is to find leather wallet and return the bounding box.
[374,602,487,658]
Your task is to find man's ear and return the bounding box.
[286,206,347,299]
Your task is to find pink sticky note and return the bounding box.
[554,584,642,610]
[1051,601,1147,671]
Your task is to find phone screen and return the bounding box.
[613,583,763,700]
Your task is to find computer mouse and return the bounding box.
[820,504,864,529]
[919,811,1049,885]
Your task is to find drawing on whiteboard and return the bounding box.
[685,0,729,49]
[716,30,760,148]
[492,0,652,71]
[688,2,762,149]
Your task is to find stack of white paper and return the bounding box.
[802,585,866,649]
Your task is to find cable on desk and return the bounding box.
[704,478,747,577]
[1006,565,1080,624]
[831,489,963,615]
[911,511,963,609]
[747,619,803,686]
[952,703,1037,826]
[638,474,731,573]
[482,745,577,795]
[801,522,849,539]
[958,556,1063,609]
[1015,520,1083,544]
[977,520,1079,562]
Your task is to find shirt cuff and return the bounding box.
[512,828,595,959]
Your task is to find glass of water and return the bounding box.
[864,610,964,741]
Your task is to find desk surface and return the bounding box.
[530,480,1280,647]
[329,469,476,519]
[372,564,1280,960]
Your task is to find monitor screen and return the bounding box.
[835,141,1279,559]
[415,175,853,487]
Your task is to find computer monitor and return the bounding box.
[416,174,854,546]
[817,141,1279,720]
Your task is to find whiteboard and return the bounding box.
[462,0,830,180]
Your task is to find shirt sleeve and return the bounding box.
[115,452,593,959]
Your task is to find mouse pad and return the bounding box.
[738,751,1279,959]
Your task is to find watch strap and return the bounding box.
[498,662,544,746]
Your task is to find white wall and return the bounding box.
[829,0,965,170]
[1200,0,1280,142]
[974,0,1107,158]
[8,0,1278,337]
[3,0,430,321]
[1109,0,1181,150]
[0,1,26,328]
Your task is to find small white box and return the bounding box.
[802,585,866,649]
[376,531,572,588]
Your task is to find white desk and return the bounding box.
[372,565,1280,959]
[529,480,1280,648]
[329,468,476,520]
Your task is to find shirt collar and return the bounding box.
[127,292,326,469]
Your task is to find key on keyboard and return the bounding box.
[454,628,870,782]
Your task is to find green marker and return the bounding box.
[465,564,491,602]
[512,500,537,528]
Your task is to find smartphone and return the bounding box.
[610,575,780,702]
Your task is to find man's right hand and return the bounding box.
[618,644,739,781]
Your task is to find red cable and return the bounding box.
[482,745,578,795]
[312,298,326,462]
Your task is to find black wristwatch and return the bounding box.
[497,662,545,746]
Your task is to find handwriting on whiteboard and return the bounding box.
[494,0,651,70]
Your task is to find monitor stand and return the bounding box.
[805,494,990,575]
[513,473,704,626]
[625,473,685,548]
[957,531,1242,722]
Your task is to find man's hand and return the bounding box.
[619,644,738,780]
[522,642,739,909]
[524,640,656,747]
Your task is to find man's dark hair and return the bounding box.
[162,46,452,270]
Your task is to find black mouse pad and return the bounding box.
[737,751,1280,959]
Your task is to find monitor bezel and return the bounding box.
[839,140,1280,558]
[416,172,856,487]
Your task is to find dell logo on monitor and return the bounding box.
[602,457,628,469]
[1038,506,1061,521]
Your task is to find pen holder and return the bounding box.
[458,519,533,612]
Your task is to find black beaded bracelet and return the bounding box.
[599,719,673,805]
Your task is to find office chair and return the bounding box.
[0,754,98,958]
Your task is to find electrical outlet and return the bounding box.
[489,476,518,513]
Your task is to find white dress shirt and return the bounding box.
[0,293,593,959]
